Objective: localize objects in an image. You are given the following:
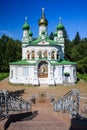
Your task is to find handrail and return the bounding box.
[53,89,80,116]
[0,90,32,119]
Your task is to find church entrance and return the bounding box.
[38,61,48,78]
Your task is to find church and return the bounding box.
[9,8,77,86]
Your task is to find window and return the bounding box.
[11,70,13,78]
[27,50,30,60]
[27,54,30,59]
[22,67,28,76]
[51,51,55,59]
[32,51,35,59]
[44,51,47,58]
[15,67,18,76]
[64,72,70,83]
[57,51,59,59]
[38,51,42,58]
[73,69,76,77]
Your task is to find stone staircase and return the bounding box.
[7,101,70,130]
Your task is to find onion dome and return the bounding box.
[56,23,64,30]
[23,23,30,30]
[56,17,64,30]
[29,31,33,36]
[22,16,30,30]
[38,8,48,26]
[54,32,57,36]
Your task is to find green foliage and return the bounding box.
[63,28,72,60]
[0,72,9,81]
[77,57,87,73]
[49,32,54,40]
[77,73,87,81]
[0,35,22,72]
[72,32,81,45]
[64,31,87,76]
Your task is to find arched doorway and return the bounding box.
[38,61,48,78]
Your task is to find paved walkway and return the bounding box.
[7,100,71,130]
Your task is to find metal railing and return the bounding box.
[53,89,80,116]
[0,90,31,119]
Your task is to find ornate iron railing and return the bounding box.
[0,90,31,119]
[53,89,80,116]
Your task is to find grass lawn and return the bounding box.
[0,72,9,81]
[77,73,87,81]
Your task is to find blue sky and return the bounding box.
[0,0,87,40]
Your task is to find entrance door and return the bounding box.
[38,61,48,78]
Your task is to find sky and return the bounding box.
[0,0,87,40]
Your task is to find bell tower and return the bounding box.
[38,8,48,39]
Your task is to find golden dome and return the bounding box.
[38,18,48,26]
[38,8,48,26]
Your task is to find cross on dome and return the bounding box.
[25,16,28,23]
[59,16,62,23]
[42,7,44,13]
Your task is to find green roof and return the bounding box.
[30,38,58,45]
[31,38,42,45]
[56,23,64,30]
[50,60,76,65]
[22,23,30,30]
[10,59,76,66]
[10,60,37,65]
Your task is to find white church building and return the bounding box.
[9,8,77,86]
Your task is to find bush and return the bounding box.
[77,73,87,81]
[0,73,9,81]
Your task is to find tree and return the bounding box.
[0,35,22,72]
[77,57,87,73]
[49,32,54,40]
[63,28,72,60]
[72,32,81,45]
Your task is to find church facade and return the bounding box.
[9,9,77,86]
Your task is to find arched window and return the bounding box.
[57,51,59,59]
[32,51,35,59]
[27,50,30,60]
[38,51,42,58]
[51,51,55,59]
[27,53,30,59]
[44,51,47,58]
